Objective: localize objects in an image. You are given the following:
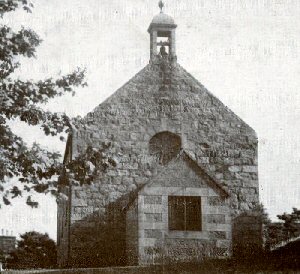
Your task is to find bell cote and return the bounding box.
[148,1,177,63]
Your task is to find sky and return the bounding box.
[1,0,300,241]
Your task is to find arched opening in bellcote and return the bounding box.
[148,1,177,62]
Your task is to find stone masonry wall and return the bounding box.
[126,199,139,265]
[136,158,231,265]
[63,61,259,266]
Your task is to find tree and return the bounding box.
[7,231,57,269]
[265,207,300,250]
[0,1,116,206]
[277,207,300,240]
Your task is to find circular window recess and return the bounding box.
[149,131,181,165]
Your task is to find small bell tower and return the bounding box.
[148,1,177,63]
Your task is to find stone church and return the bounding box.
[57,2,261,267]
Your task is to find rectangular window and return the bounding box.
[168,196,202,231]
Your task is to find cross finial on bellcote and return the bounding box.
[158,0,164,13]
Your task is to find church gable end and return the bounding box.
[58,1,260,267]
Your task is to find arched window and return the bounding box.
[149,131,181,165]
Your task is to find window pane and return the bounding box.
[168,196,185,230]
[185,196,201,231]
[168,196,202,231]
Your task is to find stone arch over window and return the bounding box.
[149,131,181,165]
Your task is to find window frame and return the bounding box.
[168,196,202,232]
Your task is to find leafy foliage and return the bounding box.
[0,0,33,16]
[266,207,300,249]
[63,143,117,186]
[7,231,57,269]
[277,208,300,239]
[254,203,271,224]
[0,1,115,207]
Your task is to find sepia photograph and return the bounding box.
[1,0,300,273]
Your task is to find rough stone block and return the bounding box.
[206,214,226,224]
[72,198,88,207]
[242,165,258,173]
[144,213,162,222]
[144,195,162,205]
[216,240,231,249]
[207,196,224,206]
[228,166,241,172]
[208,231,226,239]
[144,229,162,239]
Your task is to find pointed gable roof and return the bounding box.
[84,62,256,137]
[142,150,229,197]
[124,150,229,211]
